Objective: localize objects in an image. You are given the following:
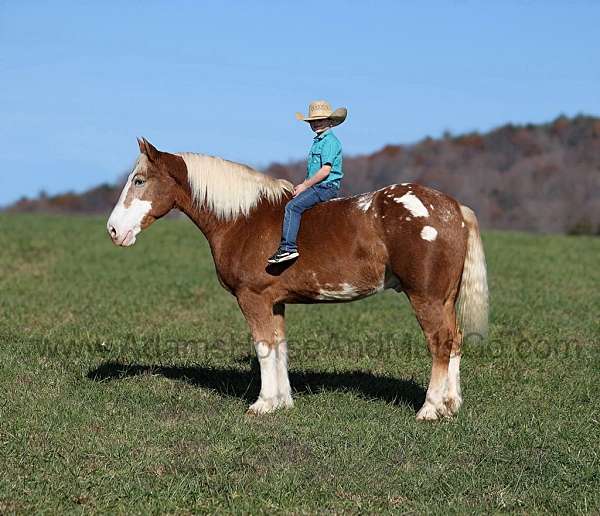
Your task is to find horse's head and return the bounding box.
[107,138,179,246]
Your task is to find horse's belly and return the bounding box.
[288,252,389,303]
[313,281,382,301]
[287,276,386,304]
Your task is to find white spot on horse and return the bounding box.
[461,221,465,227]
[421,225,438,241]
[401,182,409,186]
[356,192,375,212]
[394,191,429,217]
[406,217,411,221]
[316,283,359,301]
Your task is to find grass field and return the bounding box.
[0,213,598,514]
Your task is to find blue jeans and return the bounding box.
[280,182,339,251]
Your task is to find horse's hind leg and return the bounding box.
[445,316,463,416]
[408,294,459,420]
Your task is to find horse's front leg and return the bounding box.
[273,303,293,409]
[237,294,292,414]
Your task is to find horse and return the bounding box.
[107,138,488,420]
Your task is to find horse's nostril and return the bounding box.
[108,224,117,239]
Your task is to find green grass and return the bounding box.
[0,213,598,514]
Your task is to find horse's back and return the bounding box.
[300,183,466,253]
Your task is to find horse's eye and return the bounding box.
[133,177,145,187]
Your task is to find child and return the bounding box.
[268,100,347,264]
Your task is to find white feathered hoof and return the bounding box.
[443,394,463,416]
[278,394,294,409]
[416,401,452,421]
[416,402,440,421]
[246,398,278,415]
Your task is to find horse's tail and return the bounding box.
[456,205,489,343]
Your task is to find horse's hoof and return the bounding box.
[246,398,277,415]
[416,403,439,421]
[416,401,452,421]
[278,394,294,409]
[443,395,463,416]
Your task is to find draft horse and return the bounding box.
[107,138,489,420]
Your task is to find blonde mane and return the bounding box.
[177,152,293,220]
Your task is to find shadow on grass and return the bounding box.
[87,359,426,411]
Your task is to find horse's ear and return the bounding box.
[138,137,160,162]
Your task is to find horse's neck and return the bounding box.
[176,192,232,246]
[176,189,276,260]
[169,154,289,274]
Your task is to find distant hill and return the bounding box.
[6,115,600,234]
[7,183,120,216]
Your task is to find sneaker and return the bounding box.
[267,248,299,264]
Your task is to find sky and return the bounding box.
[1,1,598,206]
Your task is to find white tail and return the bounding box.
[456,205,489,343]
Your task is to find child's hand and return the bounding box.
[293,183,308,197]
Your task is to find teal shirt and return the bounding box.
[306,129,343,188]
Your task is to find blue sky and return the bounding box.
[1,1,598,206]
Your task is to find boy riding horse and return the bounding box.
[268,100,347,264]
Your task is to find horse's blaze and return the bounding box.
[107,156,153,246]
[108,140,489,420]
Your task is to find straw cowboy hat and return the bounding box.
[295,100,347,127]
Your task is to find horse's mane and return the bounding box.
[177,152,293,220]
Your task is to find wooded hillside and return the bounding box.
[7,115,600,234]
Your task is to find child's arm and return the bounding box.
[293,165,331,196]
[303,165,331,186]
